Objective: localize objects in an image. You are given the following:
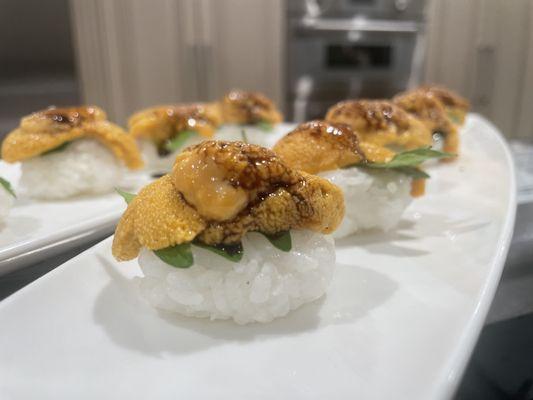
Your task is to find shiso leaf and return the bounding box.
[42,142,70,156]
[164,130,197,152]
[448,112,461,124]
[344,147,455,178]
[193,241,244,263]
[0,177,16,198]
[259,231,292,252]
[390,167,430,179]
[154,243,194,268]
[364,147,455,169]
[115,188,136,204]
[240,129,249,143]
[256,121,273,131]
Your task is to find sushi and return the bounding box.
[216,89,283,147]
[273,120,452,239]
[0,177,15,225]
[128,103,223,172]
[1,106,143,199]
[325,99,433,151]
[112,141,344,324]
[393,85,470,154]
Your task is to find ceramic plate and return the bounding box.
[0,163,150,275]
[0,114,516,399]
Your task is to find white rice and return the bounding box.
[139,135,204,173]
[136,230,336,325]
[0,186,14,224]
[19,139,124,200]
[215,125,274,148]
[320,168,412,239]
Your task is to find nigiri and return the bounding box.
[216,89,283,147]
[0,177,15,225]
[128,103,223,172]
[273,120,451,239]
[112,141,344,324]
[393,84,470,154]
[1,106,143,199]
[325,99,433,151]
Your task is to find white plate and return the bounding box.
[0,114,516,399]
[0,162,150,275]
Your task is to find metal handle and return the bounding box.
[473,45,496,107]
[298,17,421,34]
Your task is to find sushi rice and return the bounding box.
[215,125,276,148]
[19,139,125,199]
[320,168,412,239]
[138,135,205,172]
[136,230,336,325]
[0,184,14,224]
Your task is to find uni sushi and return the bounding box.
[216,89,283,147]
[128,103,223,172]
[1,106,143,199]
[273,120,452,239]
[112,141,344,324]
[393,84,470,154]
[0,177,15,225]
[325,99,433,151]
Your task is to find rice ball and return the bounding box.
[215,125,276,148]
[320,168,412,239]
[138,135,205,173]
[19,139,125,199]
[0,184,14,225]
[136,230,336,325]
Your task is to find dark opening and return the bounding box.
[326,45,392,68]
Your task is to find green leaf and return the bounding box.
[344,147,455,178]
[193,240,243,263]
[365,147,455,169]
[392,167,430,179]
[256,121,273,131]
[154,243,194,268]
[0,177,16,198]
[164,130,197,152]
[115,188,136,204]
[42,142,70,156]
[259,231,292,252]
[448,112,461,124]
[240,129,249,143]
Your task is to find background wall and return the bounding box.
[70,0,284,125]
[0,0,79,135]
[425,0,533,139]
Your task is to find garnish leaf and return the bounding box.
[154,243,194,268]
[365,147,455,169]
[344,147,455,178]
[392,167,430,179]
[259,231,292,252]
[256,121,273,131]
[240,129,249,143]
[193,241,244,263]
[448,112,461,124]
[164,130,197,152]
[0,177,16,198]
[115,188,136,204]
[42,142,70,156]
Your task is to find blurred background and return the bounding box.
[1,0,532,398]
[1,0,533,137]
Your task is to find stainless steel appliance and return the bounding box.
[286,0,427,121]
